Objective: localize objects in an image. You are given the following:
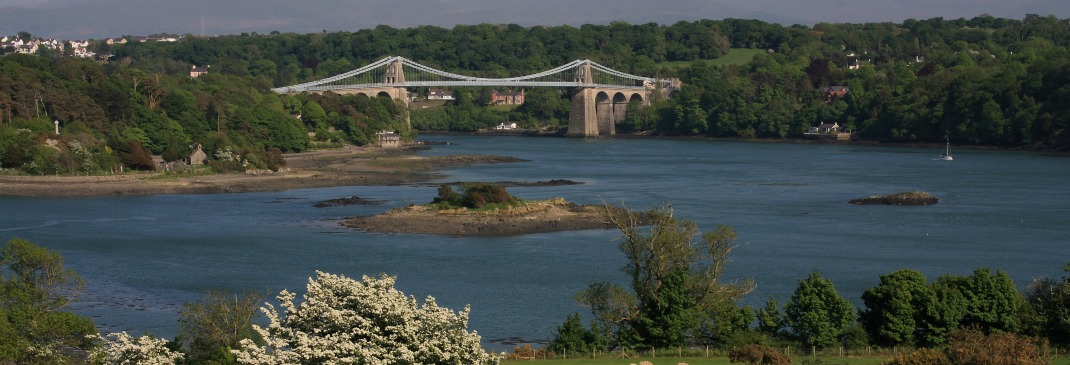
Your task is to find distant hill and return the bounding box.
[1,0,1066,39]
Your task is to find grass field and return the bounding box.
[503,356,883,365]
[657,48,767,69]
[503,355,1070,365]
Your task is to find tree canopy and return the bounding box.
[571,205,753,349]
[0,238,96,364]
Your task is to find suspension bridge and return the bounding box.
[272,56,678,137]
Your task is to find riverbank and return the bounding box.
[0,146,524,197]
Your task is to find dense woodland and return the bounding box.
[1,15,1069,176]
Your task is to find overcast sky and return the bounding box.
[1,0,1067,40]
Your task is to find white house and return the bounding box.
[73,47,95,58]
[16,44,38,54]
[190,65,210,78]
[427,89,454,100]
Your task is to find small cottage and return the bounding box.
[804,122,854,140]
[490,90,525,105]
[821,86,850,102]
[190,65,209,78]
[189,145,207,165]
[427,89,454,100]
[377,131,401,148]
[809,122,841,134]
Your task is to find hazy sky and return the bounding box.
[1,0,1067,39]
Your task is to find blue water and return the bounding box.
[2,136,1068,348]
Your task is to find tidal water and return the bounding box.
[1,136,1068,348]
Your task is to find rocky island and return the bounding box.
[849,191,939,205]
[341,183,640,236]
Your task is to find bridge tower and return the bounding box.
[567,61,600,137]
[381,58,410,102]
[382,58,411,130]
[567,61,650,138]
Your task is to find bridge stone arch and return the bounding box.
[569,87,652,137]
[612,92,630,127]
[596,91,613,136]
[329,87,408,102]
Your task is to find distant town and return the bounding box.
[0,32,184,60]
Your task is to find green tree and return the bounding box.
[547,313,607,354]
[948,268,1024,333]
[756,297,784,337]
[784,271,856,347]
[115,139,155,170]
[860,269,931,347]
[1027,264,1070,346]
[176,290,265,365]
[0,238,96,364]
[576,206,753,349]
[918,276,968,347]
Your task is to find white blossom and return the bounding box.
[88,331,184,365]
[234,271,501,365]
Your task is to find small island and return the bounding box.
[341,183,638,236]
[849,191,939,205]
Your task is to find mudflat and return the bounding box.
[0,146,524,197]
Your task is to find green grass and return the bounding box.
[145,166,215,181]
[504,356,1070,365]
[502,355,887,365]
[502,351,1070,363]
[657,48,767,68]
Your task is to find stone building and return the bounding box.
[377,131,401,148]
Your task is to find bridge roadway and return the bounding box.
[273,57,676,137]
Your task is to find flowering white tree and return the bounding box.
[233,271,501,365]
[88,331,184,365]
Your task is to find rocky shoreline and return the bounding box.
[0,147,525,197]
[341,199,638,237]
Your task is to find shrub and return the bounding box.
[232,272,500,365]
[432,183,520,209]
[432,184,463,207]
[507,344,552,360]
[208,159,245,173]
[882,349,951,365]
[88,332,184,365]
[945,328,1050,365]
[728,344,792,365]
[263,148,286,172]
[461,182,518,208]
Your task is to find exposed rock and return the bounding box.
[423,179,583,188]
[341,199,644,236]
[427,155,528,169]
[314,196,387,207]
[849,191,939,205]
